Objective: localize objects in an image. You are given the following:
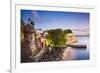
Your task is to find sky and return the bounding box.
[21,10,90,35]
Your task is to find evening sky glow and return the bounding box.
[21,10,90,35]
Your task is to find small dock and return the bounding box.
[68,45,87,49]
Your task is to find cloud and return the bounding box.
[72,27,89,35]
[32,11,42,23]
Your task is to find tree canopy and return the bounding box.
[64,29,72,34]
[46,29,66,47]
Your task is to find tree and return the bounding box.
[64,29,72,34]
[46,29,66,47]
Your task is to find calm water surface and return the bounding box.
[74,35,90,60]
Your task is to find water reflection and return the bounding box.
[62,47,89,61]
[62,47,75,60]
[75,48,89,60]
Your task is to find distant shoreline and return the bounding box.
[75,35,89,36]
